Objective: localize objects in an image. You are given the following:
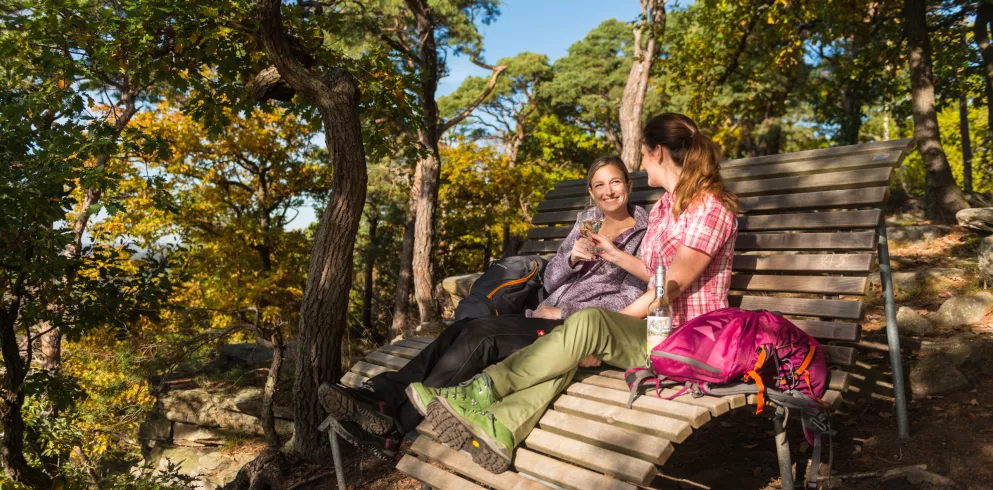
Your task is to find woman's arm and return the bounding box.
[587,231,649,282]
[619,244,714,318]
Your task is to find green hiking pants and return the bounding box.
[483,308,649,446]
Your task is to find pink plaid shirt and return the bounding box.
[641,192,737,327]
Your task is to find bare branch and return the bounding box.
[440,63,507,135]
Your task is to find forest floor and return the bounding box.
[297,198,993,490]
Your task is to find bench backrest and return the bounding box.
[518,139,913,369]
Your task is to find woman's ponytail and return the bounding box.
[643,113,738,217]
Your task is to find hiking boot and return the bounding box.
[405,373,500,417]
[333,420,402,461]
[425,398,513,474]
[318,382,396,436]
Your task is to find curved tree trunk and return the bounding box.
[905,0,968,222]
[975,2,993,140]
[619,0,666,172]
[960,92,973,194]
[256,0,368,460]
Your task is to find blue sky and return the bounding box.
[287,1,644,229]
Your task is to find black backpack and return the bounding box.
[454,255,547,321]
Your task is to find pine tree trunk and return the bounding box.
[256,0,368,459]
[904,0,969,222]
[975,2,993,139]
[619,0,666,172]
[960,92,973,193]
[363,212,378,330]
[839,87,863,145]
[391,167,420,338]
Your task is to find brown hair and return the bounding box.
[642,113,738,217]
[585,155,630,188]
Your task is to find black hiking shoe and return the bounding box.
[318,382,396,436]
[333,420,402,461]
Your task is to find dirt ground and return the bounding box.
[301,201,993,490]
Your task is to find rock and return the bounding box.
[138,412,173,442]
[158,388,294,438]
[442,272,482,298]
[910,356,969,397]
[880,465,958,487]
[920,333,975,367]
[886,224,952,243]
[980,236,993,284]
[929,292,993,327]
[172,422,229,446]
[143,444,261,490]
[896,307,935,335]
[868,268,968,292]
[956,207,993,234]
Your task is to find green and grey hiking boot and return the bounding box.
[405,372,500,417]
[426,398,514,474]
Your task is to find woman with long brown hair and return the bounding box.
[410,113,739,473]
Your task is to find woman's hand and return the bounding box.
[569,237,596,265]
[531,305,562,320]
[579,355,601,368]
[587,231,620,263]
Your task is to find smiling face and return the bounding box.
[587,164,631,215]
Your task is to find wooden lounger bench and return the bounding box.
[332,139,914,489]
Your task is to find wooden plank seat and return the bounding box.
[336,140,912,489]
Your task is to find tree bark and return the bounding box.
[619,0,666,172]
[391,176,418,337]
[362,211,378,330]
[974,2,993,139]
[41,101,138,371]
[960,92,973,193]
[256,0,368,459]
[904,0,969,222]
[839,87,863,145]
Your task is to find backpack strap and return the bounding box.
[743,345,770,414]
[793,343,828,407]
[624,367,659,409]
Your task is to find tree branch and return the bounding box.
[440,63,507,135]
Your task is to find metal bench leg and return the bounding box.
[877,220,911,439]
[773,408,794,490]
[321,415,348,490]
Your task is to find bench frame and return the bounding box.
[325,140,913,490]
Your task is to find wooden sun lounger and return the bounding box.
[335,139,915,489]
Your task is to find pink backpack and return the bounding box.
[626,307,827,411]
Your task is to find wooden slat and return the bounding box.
[396,454,486,490]
[552,395,692,443]
[731,295,865,320]
[352,361,392,378]
[365,351,409,370]
[739,186,889,213]
[726,168,893,197]
[721,151,903,181]
[409,438,549,490]
[408,337,436,344]
[732,254,874,273]
[527,226,573,240]
[791,320,860,342]
[514,449,637,490]
[538,410,674,465]
[575,373,731,417]
[830,370,853,391]
[565,383,711,428]
[730,275,868,295]
[532,209,584,226]
[341,371,368,389]
[379,344,421,359]
[735,231,877,251]
[738,210,882,231]
[416,422,439,439]
[525,429,656,485]
[536,189,665,213]
[823,389,843,409]
[394,339,429,350]
[823,345,857,366]
[523,231,878,255]
[721,139,912,168]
